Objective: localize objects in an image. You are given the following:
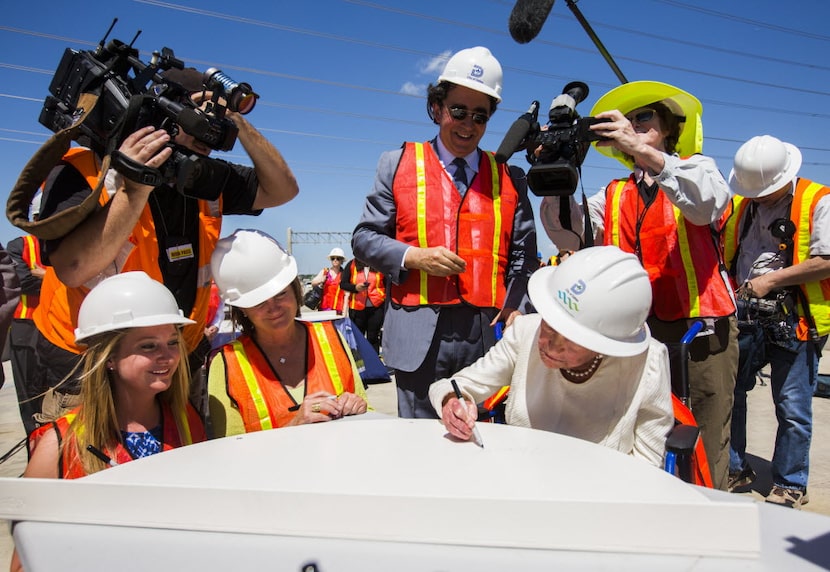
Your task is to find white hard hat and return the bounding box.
[528,246,652,357]
[328,247,346,259]
[437,46,503,102]
[75,272,195,343]
[211,229,298,308]
[728,135,802,199]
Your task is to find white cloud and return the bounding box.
[421,51,452,76]
[400,82,425,96]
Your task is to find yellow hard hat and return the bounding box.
[590,81,703,169]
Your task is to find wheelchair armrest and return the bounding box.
[666,423,699,455]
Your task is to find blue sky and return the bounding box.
[1,0,828,274]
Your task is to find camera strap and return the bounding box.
[6,92,113,240]
[110,150,164,187]
[555,190,593,249]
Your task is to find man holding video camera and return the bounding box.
[352,46,537,419]
[24,68,298,428]
[539,81,738,490]
[723,135,830,509]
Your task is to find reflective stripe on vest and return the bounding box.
[15,235,42,318]
[223,322,355,432]
[32,146,222,354]
[673,205,701,317]
[32,148,106,353]
[391,142,516,308]
[721,195,750,279]
[722,179,830,338]
[604,176,734,320]
[321,269,345,312]
[348,266,386,310]
[792,180,830,337]
[33,403,202,479]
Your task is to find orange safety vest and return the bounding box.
[722,178,830,339]
[220,321,357,432]
[28,402,205,479]
[320,269,345,312]
[604,176,735,321]
[391,142,517,308]
[32,147,223,354]
[13,235,43,319]
[348,265,386,311]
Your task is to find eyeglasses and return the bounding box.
[625,109,656,124]
[446,106,489,125]
[330,257,344,262]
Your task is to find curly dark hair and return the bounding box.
[426,81,499,125]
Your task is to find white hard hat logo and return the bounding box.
[469,65,484,79]
[559,290,579,312]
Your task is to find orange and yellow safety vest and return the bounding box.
[220,321,358,432]
[320,269,346,313]
[32,147,222,354]
[28,402,205,479]
[722,178,830,339]
[348,265,386,311]
[603,176,735,321]
[391,142,517,308]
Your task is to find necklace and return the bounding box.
[561,354,604,380]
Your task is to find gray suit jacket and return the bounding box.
[352,142,537,372]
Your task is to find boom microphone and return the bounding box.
[508,0,556,44]
[495,100,540,163]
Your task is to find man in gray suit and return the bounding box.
[352,46,538,418]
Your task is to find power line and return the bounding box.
[342,0,830,96]
[651,0,830,43]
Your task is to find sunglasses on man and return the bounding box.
[446,106,489,125]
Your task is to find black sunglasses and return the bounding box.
[447,106,490,125]
[625,109,656,124]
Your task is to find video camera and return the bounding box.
[38,20,259,197]
[495,81,609,197]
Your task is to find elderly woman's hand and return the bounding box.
[337,392,368,416]
[440,395,478,442]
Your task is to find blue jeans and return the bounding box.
[729,308,827,490]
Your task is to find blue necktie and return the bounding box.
[451,158,468,195]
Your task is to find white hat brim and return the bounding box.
[528,266,650,357]
[728,142,802,198]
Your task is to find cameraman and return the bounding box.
[27,68,298,428]
[723,135,830,509]
[539,81,738,490]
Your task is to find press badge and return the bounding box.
[165,240,195,263]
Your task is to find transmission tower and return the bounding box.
[285,228,352,255]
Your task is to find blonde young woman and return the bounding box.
[13,272,205,572]
[23,272,205,479]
